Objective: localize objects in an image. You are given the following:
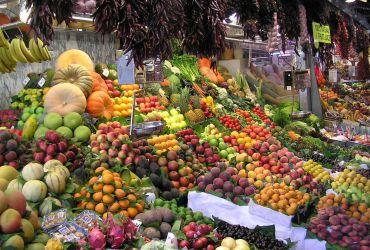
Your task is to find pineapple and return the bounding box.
[169,82,181,107]
[159,95,169,106]
[193,95,205,121]
[180,88,197,123]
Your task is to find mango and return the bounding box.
[0,208,22,233]
[32,233,49,245]
[27,210,40,230]
[0,165,19,181]
[21,219,35,243]
[0,177,9,191]
[25,243,45,250]
[5,190,27,215]
[0,190,8,213]
[2,234,25,250]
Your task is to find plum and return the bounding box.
[223,181,234,193]
[238,178,249,188]
[213,178,224,189]
[329,215,340,225]
[205,184,214,192]
[233,186,244,196]
[203,174,214,185]
[219,172,231,181]
[210,167,221,177]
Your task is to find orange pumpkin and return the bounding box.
[0,14,10,26]
[87,91,113,120]
[91,72,108,92]
[199,66,218,83]
[198,58,212,68]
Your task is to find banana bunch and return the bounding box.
[0,34,51,73]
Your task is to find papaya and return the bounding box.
[22,116,38,140]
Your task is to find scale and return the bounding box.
[284,69,312,120]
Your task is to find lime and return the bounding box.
[17,120,24,129]
[21,112,31,122]
[193,212,203,221]
[154,198,164,207]
[36,107,44,114]
[209,138,219,147]
[23,107,30,113]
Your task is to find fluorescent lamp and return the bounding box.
[345,0,356,2]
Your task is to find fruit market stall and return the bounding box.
[0,0,370,250]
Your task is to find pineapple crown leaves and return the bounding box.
[192,95,201,109]
[179,87,191,113]
[169,82,179,96]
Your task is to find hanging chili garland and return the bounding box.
[93,0,120,36]
[277,0,300,53]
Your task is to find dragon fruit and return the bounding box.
[105,214,126,248]
[88,227,106,250]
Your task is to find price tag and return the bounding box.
[132,220,142,228]
[23,77,30,86]
[102,69,109,77]
[328,69,337,83]
[145,192,156,204]
[38,77,46,87]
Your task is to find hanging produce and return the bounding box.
[51,0,76,25]
[92,0,120,36]
[277,0,300,53]
[301,0,329,36]
[256,0,277,41]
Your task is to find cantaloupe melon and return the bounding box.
[55,49,94,73]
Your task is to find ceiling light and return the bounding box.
[345,0,356,2]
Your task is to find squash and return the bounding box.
[199,66,218,83]
[22,180,47,202]
[21,163,44,181]
[91,72,108,92]
[55,49,94,73]
[198,58,212,68]
[216,73,225,83]
[53,64,93,97]
[6,179,23,192]
[44,162,70,181]
[39,197,62,216]
[44,83,87,116]
[44,172,66,194]
[86,91,113,120]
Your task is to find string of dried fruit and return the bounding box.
[256,0,277,41]
[93,0,120,36]
[50,0,75,25]
[198,0,227,57]
[26,0,55,45]
[276,0,300,53]
[318,44,334,69]
[117,0,149,68]
[146,0,184,60]
[335,20,349,59]
[355,27,369,79]
[298,4,309,46]
[301,0,329,36]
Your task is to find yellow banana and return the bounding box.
[0,48,13,69]
[0,30,10,48]
[0,59,9,73]
[36,38,50,61]
[19,39,37,63]
[29,38,43,62]
[3,47,17,65]
[10,38,28,63]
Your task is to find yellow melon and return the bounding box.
[55,49,94,73]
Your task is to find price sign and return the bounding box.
[38,77,46,87]
[328,69,338,83]
[117,51,135,85]
[312,22,331,48]
[23,77,30,86]
[102,68,109,78]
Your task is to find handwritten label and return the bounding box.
[118,52,135,85]
[312,22,331,48]
[23,77,30,86]
[102,68,109,77]
[328,69,337,83]
[38,77,46,87]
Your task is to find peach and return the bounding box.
[5,190,26,215]
[0,208,21,233]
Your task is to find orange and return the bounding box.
[353,211,361,219]
[86,193,91,199]
[358,204,367,213]
[119,200,130,209]
[103,185,115,194]
[102,170,112,175]
[74,193,81,198]
[103,174,114,184]
[261,194,269,202]
[139,200,145,207]
[78,201,87,209]
[119,210,129,217]
[93,192,103,202]
[136,203,144,213]
[115,189,126,199]
[109,202,120,213]
[113,172,120,177]
[127,207,138,218]
[93,183,104,192]
[127,194,137,202]
[95,166,106,174]
[95,203,106,214]
[114,180,123,189]
[86,201,96,210]
[114,176,122,181]
[80,188,87,196]
[89,176,99,185]
[286,206,296,216]
[103,194,114,204]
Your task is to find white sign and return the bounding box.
[102,68,109,77]
[23,77,30,86]
[38,77,46,87]
[328,69,337,83]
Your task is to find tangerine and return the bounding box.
[74,193,81,198]
[120,210,129,217]
[95,203,106,214]
[114,180,123,189]
[89,176,99,185]
[103,194,114,204]
[136,203,144,213]
[127,194,137,202]
[86,201,96,210]
[103,185,115,194]
[115,189,126,199]
[95,166,106,174]
[109,202,120,213]
[93,192,103,202]
[103,174,114,184]
[93,183,104,191]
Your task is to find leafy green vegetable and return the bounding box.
[171,55,201,82]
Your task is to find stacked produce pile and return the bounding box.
[0,48,368,250]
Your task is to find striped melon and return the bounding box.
[21,163,44,181]
[22,180,47,202]
[44,161,70,180]
[39,197,62,216]
[44,172,66,194]
[6,179,23,192]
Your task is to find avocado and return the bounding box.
[150,173,161,187]
[161,178,172,191]
[149,162,160,174]
[159,222,172,238]
[162,191,172,201]
[170,188,180,199]
[136,167,148,178]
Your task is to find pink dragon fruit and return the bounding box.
[108,223,126,248]
[88,227,106,250]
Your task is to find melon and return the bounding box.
[6,179,24,192]
[55,126,73,139]
[34,126,49,139]
[39,197,62,216]
[55,49,94,73]
[44,172,66,193]
[63,112,83,130]
[44,161,70,180]
[44,112,63,130]
[74,125,91,143]
[21,163,44,181]
[22,180,47,202]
